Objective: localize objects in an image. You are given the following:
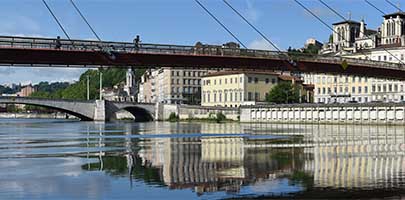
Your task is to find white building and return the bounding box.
[306,12,405,103]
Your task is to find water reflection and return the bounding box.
[1,120,405,199]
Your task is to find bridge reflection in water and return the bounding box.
[83,123,405,197]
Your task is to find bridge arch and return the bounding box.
[119,106,154,122]
[0,97,95,121]
[107,102,155,122]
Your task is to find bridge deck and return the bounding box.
[0,35,404,79]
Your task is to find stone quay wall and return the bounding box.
[240,103,405,125]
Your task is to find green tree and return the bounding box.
[266,82,300,104]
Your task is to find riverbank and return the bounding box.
[0,112,77,119]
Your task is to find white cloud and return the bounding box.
[248,38,279,51]
[245,0,261,23]
[0,67,87,85]
[0,16,41,35]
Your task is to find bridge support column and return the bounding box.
[94,100,106,121]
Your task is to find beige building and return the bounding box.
[138,67,214,104]
[201,71,312,107]
[17,85,35,97]
[307,12,405,103]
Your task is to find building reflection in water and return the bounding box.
[136,123,308,194]
[85,122,405,196]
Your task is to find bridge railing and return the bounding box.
[0,35,403,70]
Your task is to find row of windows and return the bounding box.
[202,91,244,103]
[204,77,242,86]
[171,78,201,85]
[317,86,369,95]
[315,76,368,84]
[377,54,405,61]
[372,84,404,93]
[202,91,265,103]
[203,76,277,86]
[317,95,405,103]
[171,71,206,77]
[171,86,200,94]
[248,77,276,84]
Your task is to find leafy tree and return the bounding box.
[266,82,300,104]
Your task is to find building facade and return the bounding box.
[201,71,312,107]
[306,12,405,103]
[138,67,214,104]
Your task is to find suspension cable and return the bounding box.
[69,0,102,41]
[385,0,402,12]
[318,0,404,65]
[41,0,71,40]
[222,0,282,53]
[364,0,387,15]
[194,0,247,49]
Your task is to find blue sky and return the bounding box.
[0,0,401,85]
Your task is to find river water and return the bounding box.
[1,119,405,199]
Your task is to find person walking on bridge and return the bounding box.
[55,36,62,49]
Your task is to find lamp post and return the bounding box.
[99,70,103,100]
[86,75,90,100]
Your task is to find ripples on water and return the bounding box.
[1,119,405,199]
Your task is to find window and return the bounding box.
[352,87,355,93]
[171,71,175,76]
[365,86,368,93]
[214,93,217,102]
[225,79,227,84]
[214,79,216,85]
[248,92,252,101]
[254,77,258,83]
[240,77,243,83]
[384,55,387,61]
[255,92,260,101]
[230,92,233,101]
[240,92,243,101]
[176,71,180,76]
[248,77,252,83]
[177,79,179,84]
[358,86,361,94]
[272,78,276,84]
[265,78,270,84]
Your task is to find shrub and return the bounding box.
[216,112,226,123]
[168,112,179,122]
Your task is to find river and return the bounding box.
[1,119,405,199]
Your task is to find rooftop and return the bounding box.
[332,20,361,26]
[383,11,405,19]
